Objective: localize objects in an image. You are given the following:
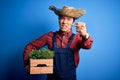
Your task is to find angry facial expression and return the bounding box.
[59,16,74,32]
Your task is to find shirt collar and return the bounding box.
[57,30,72,37]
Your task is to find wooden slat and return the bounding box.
[30,59,53,74]
[30,59,53,66]
[30,67,53,74]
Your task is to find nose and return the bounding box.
[63,19,67,24]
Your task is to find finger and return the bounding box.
[75,22,86,27]
[76,22,85,25]
[76,29,82,33]
[76,26,84,30]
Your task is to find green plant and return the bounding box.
[29,48,54,59]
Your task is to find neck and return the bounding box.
[60,30,71,34]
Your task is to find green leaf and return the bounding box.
[29,48,54,59]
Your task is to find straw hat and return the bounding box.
[49,5,86,19]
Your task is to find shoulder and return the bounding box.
[47,31,53,35]
[37,31,54,39]
[45,31,55,38]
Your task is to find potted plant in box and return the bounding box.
[29,48,54,74]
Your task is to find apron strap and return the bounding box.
[66,33,75,48]
[52,32,57,48]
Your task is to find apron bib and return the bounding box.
[51,33,76,80]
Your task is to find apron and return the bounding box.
[51,33,76,80]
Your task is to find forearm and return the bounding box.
[23,34,48,66]
[82,36,93,49]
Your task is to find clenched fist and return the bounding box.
[75,22,89,39]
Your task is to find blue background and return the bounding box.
[0,0,120,80]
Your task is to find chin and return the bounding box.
[61,29,67,32]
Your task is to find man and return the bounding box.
[24,5,93,80]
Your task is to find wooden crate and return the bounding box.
[30,59,53,74]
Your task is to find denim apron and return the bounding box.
[51,33,76,80]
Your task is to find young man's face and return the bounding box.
[59,16,74,32]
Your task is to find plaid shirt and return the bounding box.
[24,30,93,67]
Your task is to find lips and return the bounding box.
[61,27,66,30]
[61,25,67,28]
